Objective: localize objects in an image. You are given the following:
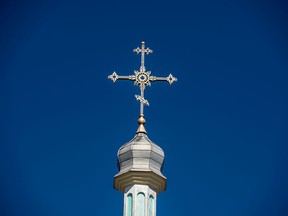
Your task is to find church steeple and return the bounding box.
[108,42,177,216]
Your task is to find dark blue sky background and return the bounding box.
[1,0,288,215]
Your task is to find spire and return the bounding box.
[108,42,177,216]
[108,41,177,134]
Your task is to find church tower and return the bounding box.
[108,42,177,216]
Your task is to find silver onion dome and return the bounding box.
[113,116,167,194]
[117,132,165,175]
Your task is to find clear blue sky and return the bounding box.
[0,0,288,215]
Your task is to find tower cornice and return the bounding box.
[114,171,167,194]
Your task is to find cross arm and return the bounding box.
[149,73,177,85]
[108,72,136,83]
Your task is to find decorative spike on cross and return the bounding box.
[108,41,177,116]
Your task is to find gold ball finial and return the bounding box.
[136,114,147,134]
[141,41,145,45]
[138,114,146,125]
